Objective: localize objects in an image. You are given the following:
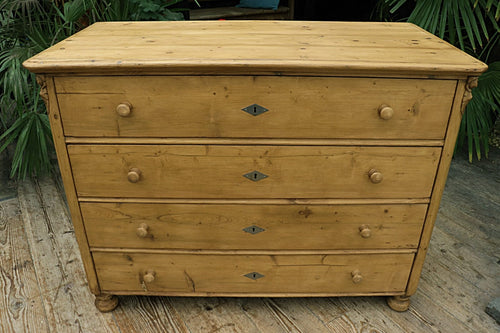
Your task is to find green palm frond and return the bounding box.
[1,0,191,178]
[0,99,53,179]
[386,0,499,53]
[458,62,500,161]
[384,0,500,161]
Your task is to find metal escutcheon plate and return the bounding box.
[244,272,265,280]
[243,170,268,182]
[242,225,265,235]
[242,103,269,116]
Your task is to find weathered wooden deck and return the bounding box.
[1,149,499,333]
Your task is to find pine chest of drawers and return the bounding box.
[24,21,486,312]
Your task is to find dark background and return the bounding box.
[294,0,379,21]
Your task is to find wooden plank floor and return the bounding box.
[1,149,499,333]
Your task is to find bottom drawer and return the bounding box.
[93,252,414,295]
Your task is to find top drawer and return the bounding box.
[55,76,456,140]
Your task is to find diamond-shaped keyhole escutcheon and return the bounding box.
[242,104,269,116]
[244,272,265,280]
[243,225,265,235]
[243,170,268,182]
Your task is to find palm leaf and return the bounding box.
[458,63,500,161]
[383,0,500,161]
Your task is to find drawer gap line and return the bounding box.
[90,248,417,255]
[77,197,430,204]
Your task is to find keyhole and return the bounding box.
[253,106,257,113]
[254,173,258,179]
[252,273,257,279]
[252,227,256,232]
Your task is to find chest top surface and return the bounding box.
[23,21,486,77]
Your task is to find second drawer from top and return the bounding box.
[68,145,441,199]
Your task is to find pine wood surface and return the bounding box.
[22,21,487,77]
[55,76,455,140]
[406,79,465,295]
[67,145,441,199]
[81,202,427,250]
[15,19,494,330]
[2,150,498,332]
[45,77,100,295]
[92,252,414,294]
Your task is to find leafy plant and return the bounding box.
[458,62,500,160]
[383,0,500,161]
[0,0,188,179]
[127,0,186,21]
[0,97,53,179]
[0,1,58,179]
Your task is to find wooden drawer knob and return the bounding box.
[368,169,383,184]
[378,104,394,120]
[351,270,363,284]
[127,168,142,183]
[136,223,149,238]
[116,102,132,117]
[143,270,156,283]
[359,225,371,238]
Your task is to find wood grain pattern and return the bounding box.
[0,199,48,333]
[168,297,263,333]
[81,202,427,250]
[16,177,119,332]
[45,76,100,295]
[67,145,441,199]
[22,21,487,77]
[21,21,490,314]
[405,80,466,295]
[5,150,498,332]
[55,76,456,140]
[112,296,190,333]
[93,252,414,294]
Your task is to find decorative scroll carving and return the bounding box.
[36,75,49,109]
[461,76,479,115]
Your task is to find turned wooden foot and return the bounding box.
[387,295,411,312]
[95,294,119,312]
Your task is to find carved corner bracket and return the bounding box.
[36,74,49,109]
[460,76,479,115]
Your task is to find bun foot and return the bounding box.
[387,295,411,312]
[95,294,119,312]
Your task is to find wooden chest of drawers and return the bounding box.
[24,21,486,312]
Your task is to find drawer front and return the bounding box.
[93,252,414,294]
[55,76,455,140]
[82,203,427,250]
[68,145,441,199]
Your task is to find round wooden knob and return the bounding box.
[351,270,363,284]
[368,169,383,184]
[127,168,141,183]
[143,270,156,283]
[116,102,132,117]
[359,225,371,238]
[136,223,149,238]
[378,104,394,120]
